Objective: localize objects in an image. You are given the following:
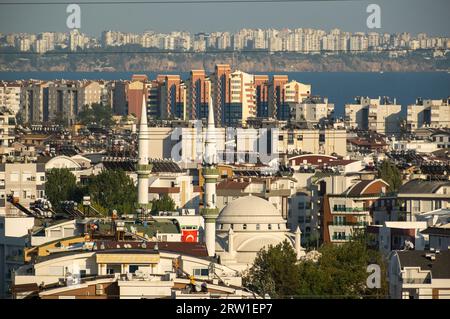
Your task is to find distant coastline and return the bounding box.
[1,52,448,73]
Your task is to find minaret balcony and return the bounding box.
[136,164,153,172]
[200,207,220,220]
[202,167,219,178]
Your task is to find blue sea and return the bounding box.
[0,71,449,117]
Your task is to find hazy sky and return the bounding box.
[0,0,449,36]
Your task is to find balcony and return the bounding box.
[330,221,368,227]
[403,277,431,285]
[333,207,369,213]
[331,235,352,241]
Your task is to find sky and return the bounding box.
[0,0,449,36]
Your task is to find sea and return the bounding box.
[0,71,449,117]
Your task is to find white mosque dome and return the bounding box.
[217,196,286,227]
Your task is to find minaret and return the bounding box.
[295,226,305,260]
[201,95,219,257]
[137,94,152,212]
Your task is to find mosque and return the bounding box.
[137,93,305,272]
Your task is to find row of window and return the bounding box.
[218,223,282,231]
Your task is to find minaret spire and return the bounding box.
[204,95,217,166]
[201,93,219,257]
[137,93,152,213]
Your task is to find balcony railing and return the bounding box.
[403,278,431,284]
[332,235,352,241]
[330,221,368,227]
[333,207,369,213]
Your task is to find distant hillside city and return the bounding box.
[3,28,449,54]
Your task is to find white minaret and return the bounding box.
[201,94,219,257]
[295,226,305,260]
[137,94,152,211]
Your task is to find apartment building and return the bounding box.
[127,74,149,121]
[0,83,21,115]
[290,96,334,125]
[185,70,210,120]
[254,75,269,118]
[79,81,103,108]
[345,96,402,136]
[322,178,390,244]
[0,161,45,298]
[268,78,311,121]
[0,107,16,155]
[225,70,256,127]
[277,128,347,156]
[396,179,450,221]
[407,98,450,132]
[159,75,185,120]
[389,250,450,299]
[210,64,232,126]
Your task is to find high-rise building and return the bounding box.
[159,75,185,120]
[127,74,149,121]
[225,70,256,127]
[185,70,210,120]
[269,78,310,120]
[210,64,231,126]
[254,75,269,118]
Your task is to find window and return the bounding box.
[129,265,139,273]
[278,135,284,141]
[297,134,303,141]
[193,268,209,277]
[268,224,272,230]
[256,224,260,230]
[319,134,325,143]
[243,224,247,230]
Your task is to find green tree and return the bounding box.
[150,194,176,213]
[87,169,137,215]
[243,241,301,298]
[45,168,78,211]
[377,159,402,191]
[297,239,388,298]
[78,103,113,127]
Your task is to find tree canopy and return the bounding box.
[243,239,387,299]
[377,159,402,192]
[87,169,137,215]
[78,103,114,127]
[150,194,176,213]
[45,168,80,211]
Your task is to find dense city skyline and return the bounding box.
[0,0,449,36]
[3,27,449,54]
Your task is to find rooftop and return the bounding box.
[396,250,450,279]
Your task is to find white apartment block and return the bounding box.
[389,250,450,299]
[290,96,334,125]
[0,162,45,298]
[0,84,21,115]
[345,96,402,136]
[407,98,450,132]
[228,70,256,126]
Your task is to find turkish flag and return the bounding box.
[182,230,198,243]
